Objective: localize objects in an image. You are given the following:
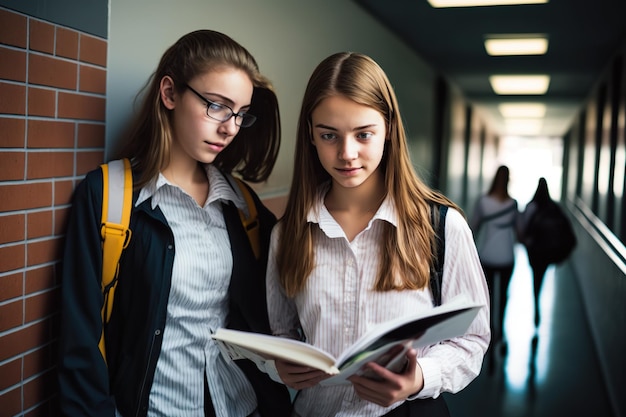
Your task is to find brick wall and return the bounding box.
[0,7,107,415]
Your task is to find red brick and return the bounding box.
[76,151,105,175]
[0,46,26,82]
[58,92,105,121]
[54,207,71,235]
[25,289,59,323]
[0,151,25,180]
[29,19,55,54]
[23,369,56,410]
[0,8,27,48]
[0,357,22,391]
[0,118,26,147]
[77,123,105,148]
[0,386,21,417]
[0,299,23,331]
[0,82,26,115]
[0,272,23,302]
[23,345,53,380]
[0,213,25,244]
[25,265,56,295]
[27,119,75,149]
[27,238,62,266]
[27,87,56,118]
[27,210,53,239]
[0,182,53,212]
[0,243,25,273]
[79,64,106,94]
[27,151,75,179]
[54,181,75,206]
[56,27,79,60]
[0,320,50,362]
[29,54,77,90]
[79,33,107,66]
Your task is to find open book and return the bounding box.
[212,296,483,386]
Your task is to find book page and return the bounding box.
[335,296,482,366]
[212,328,340,374]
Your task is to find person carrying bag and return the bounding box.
[521,177,577,328]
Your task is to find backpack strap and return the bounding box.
[223,173,261,260]
[429,204,448,307]
[99,158,133,360]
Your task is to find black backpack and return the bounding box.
[524,201,576,264]
[430,204,448,307]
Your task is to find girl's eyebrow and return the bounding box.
[205,92,252,109]
[314,123,337,130]
[314,123,379,131]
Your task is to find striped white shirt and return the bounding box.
[266,189,491,417]
[135,164,257,417]
[470,195,519,266]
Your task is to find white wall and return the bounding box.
[106,0,437,197]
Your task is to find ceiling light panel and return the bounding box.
[498,103,546,117]
[485,36,548,56]
[490,75,550,94]
[428,0,548,7]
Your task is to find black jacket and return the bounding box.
[58,166,292,416]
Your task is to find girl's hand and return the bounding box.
[275,359,331,390]
[347,348,424,407]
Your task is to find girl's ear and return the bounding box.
[160,76,176,110]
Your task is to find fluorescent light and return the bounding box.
[490,75,550,94]
[428,0,548,7]
[498,103,546,118]
[485,36,548,56]
[505,118,543,135]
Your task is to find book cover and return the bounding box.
[212,296,483,386]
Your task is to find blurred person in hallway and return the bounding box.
[470,165,520,351]
[520,177,576,330]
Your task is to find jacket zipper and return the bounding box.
[134,328,161,417]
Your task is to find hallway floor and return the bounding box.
[443,245,614,417]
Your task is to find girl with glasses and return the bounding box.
[58,30,291,417]
[264,52,490,417]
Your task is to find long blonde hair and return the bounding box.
[116,30,280,188]
[277,52,460,297]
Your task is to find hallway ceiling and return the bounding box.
[354,0,626,138]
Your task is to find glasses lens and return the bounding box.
[238,114,257,128]
[206,104,231,122]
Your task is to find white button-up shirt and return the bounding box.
[266,189,490,417]
[135,164,257,417]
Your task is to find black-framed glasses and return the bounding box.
[184,84,257,128]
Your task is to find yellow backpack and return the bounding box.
[98,158,260,360]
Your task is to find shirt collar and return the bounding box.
[307,183,398,238]
[135,164,245,210]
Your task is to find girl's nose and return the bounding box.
[219,116,240,137]
[338,138,358,161]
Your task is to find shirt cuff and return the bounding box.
[408,357,441,400]
[262,359,284,384]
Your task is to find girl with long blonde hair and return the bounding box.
[265,52,490,417]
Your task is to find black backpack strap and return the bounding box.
[429,204,448,306]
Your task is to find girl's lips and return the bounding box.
[336,167,361,176]
[205,141,225,152]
